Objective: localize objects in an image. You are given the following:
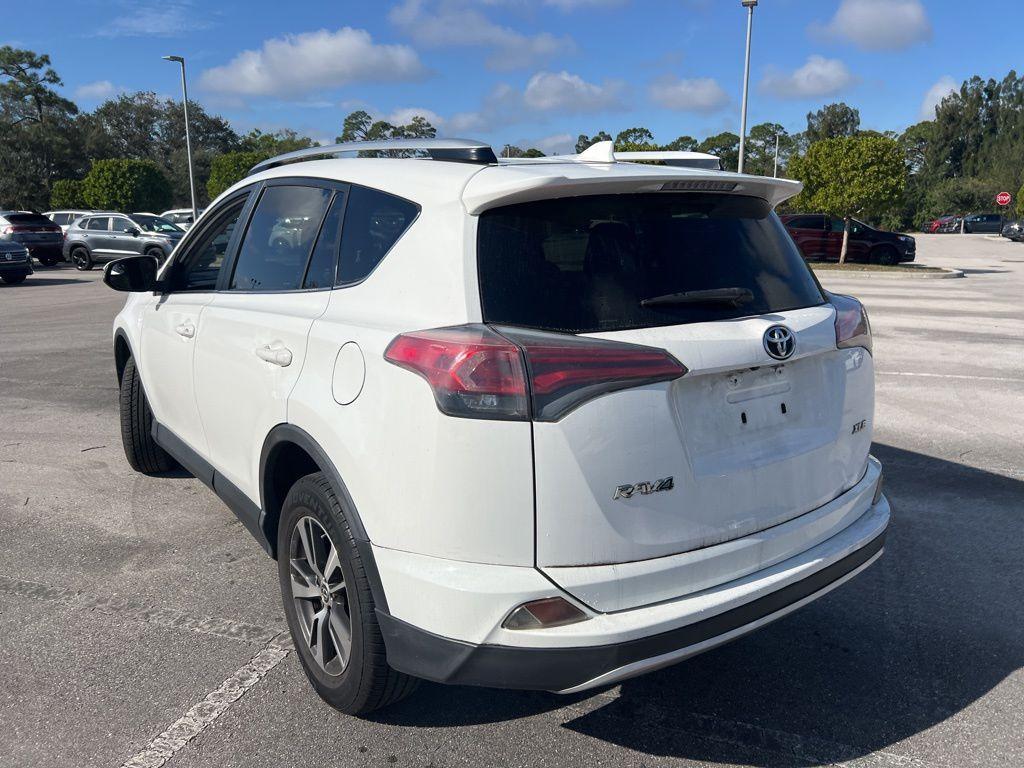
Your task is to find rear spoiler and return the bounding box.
[578,141,722,170]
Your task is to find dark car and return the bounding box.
[0,240,33,284]
[62,212,185,271]
[1001,220,1024,241]
[0,211,64,266]
[780,214,916,265]
[962,213,1004,234]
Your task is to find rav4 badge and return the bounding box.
[613,477,675,500]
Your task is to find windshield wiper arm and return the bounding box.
[640,287,754,308]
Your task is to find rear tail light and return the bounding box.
[384,324,687,422]
[830,293,872,354]
[384,325,529,420]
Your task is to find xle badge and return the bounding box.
[613,477,675,500]
[852,419,867,434]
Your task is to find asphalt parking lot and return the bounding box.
[1,233,1022,768]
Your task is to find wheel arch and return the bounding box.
[259,424,387,612]
[114,329,133,385]
[259,424,370,555]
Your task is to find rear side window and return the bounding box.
[230,185,333,291]
[336,186,419,286]
[51,213,71,225]
[478,193,825,334]
[786,215,822,230]
[87,217,109,231]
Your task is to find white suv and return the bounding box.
[104,139,889,715]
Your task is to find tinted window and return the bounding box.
[87,217,110,231]
[51,213,71,225]
[336,186,419,285]
[111,217,134,232]
[132,214,182,233]
[169,198,247,292]
[478,193,825,334]
[303,192,346,289]
[786,216,821,230]
[230,185,332,291]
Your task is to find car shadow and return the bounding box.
[0,278,94,288]
[373,445,1023,765]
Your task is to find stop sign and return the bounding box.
[996,191,1012,206]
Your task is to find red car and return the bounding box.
[780,214,916,265]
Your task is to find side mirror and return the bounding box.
[127,227,141,237]
[103,255,160,293]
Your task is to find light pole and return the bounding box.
[737,0,758,175]
[163,55,197,221]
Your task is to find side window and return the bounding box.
[229,185,333,291]
[111,217,133,233]
[303,192,346,289]
[52,213,70,225]
[168,198,247,292]
[87,217,109,231]
[829,218,846,233]
[337,186,419,286]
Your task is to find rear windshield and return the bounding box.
[4,213,55,226]
[478,193,825,334]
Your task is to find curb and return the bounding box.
[812,267,965,280]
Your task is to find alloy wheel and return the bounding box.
[288,516,352,676]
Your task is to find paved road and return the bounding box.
[1,234,1021,767]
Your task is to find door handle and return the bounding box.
[174,323,195,339]
[256,344,293,367]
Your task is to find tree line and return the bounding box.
[3,44,1023,229]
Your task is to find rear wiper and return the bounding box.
[640,287,754,308]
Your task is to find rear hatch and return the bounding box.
[477,191,874,606]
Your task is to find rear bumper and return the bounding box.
[377,488,890,693]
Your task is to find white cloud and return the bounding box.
[523,70,625,113]
[920,75,958,120]
[533,132,575,154]
[385,107,446,127]
[812,0,931,51]
[98,1,213,37]
[648,76,729,113]
[198,27,425,97]
[389,0,575,70]
[74,80,121,102]
[761,56,858,100]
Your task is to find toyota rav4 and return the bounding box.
[103,139,889,715]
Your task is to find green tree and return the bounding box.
[663,135,697,152]
[206,151,268,200]
[0,46,82,209]
[1017,183,1024,218]
[82,158,172,212]
[335,110,436,144]
[49,179,86,208]
[614,127,657,151]
[789,135,906,263]
[575,131,612,153]
[238,128,315,155]
[500,145,545,158]
[924,177,998,218]
[697,132,740,172]
[805,102,861,144]
[745,123,796,177]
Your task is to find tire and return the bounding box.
[37,255,60,267]
[144,247,165,263]
[874,245,898,266]
[119,356,176,474]
[70,247,93,271]
[278,473,418,715]
[1,274,27,285]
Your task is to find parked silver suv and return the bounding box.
[63,213,185,270]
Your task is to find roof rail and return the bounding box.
[248,138,499,176]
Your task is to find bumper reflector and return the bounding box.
[502,597,589,630]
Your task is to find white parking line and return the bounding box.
[877,371,1024,383]
[119,641,291,768]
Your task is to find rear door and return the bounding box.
[85,216,115,255]
[477,193,874,579]
[783,215,827,259]
[193,180,341,503]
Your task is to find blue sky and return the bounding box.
[6,0,1020,153]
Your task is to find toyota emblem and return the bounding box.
[763,325,795,360]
